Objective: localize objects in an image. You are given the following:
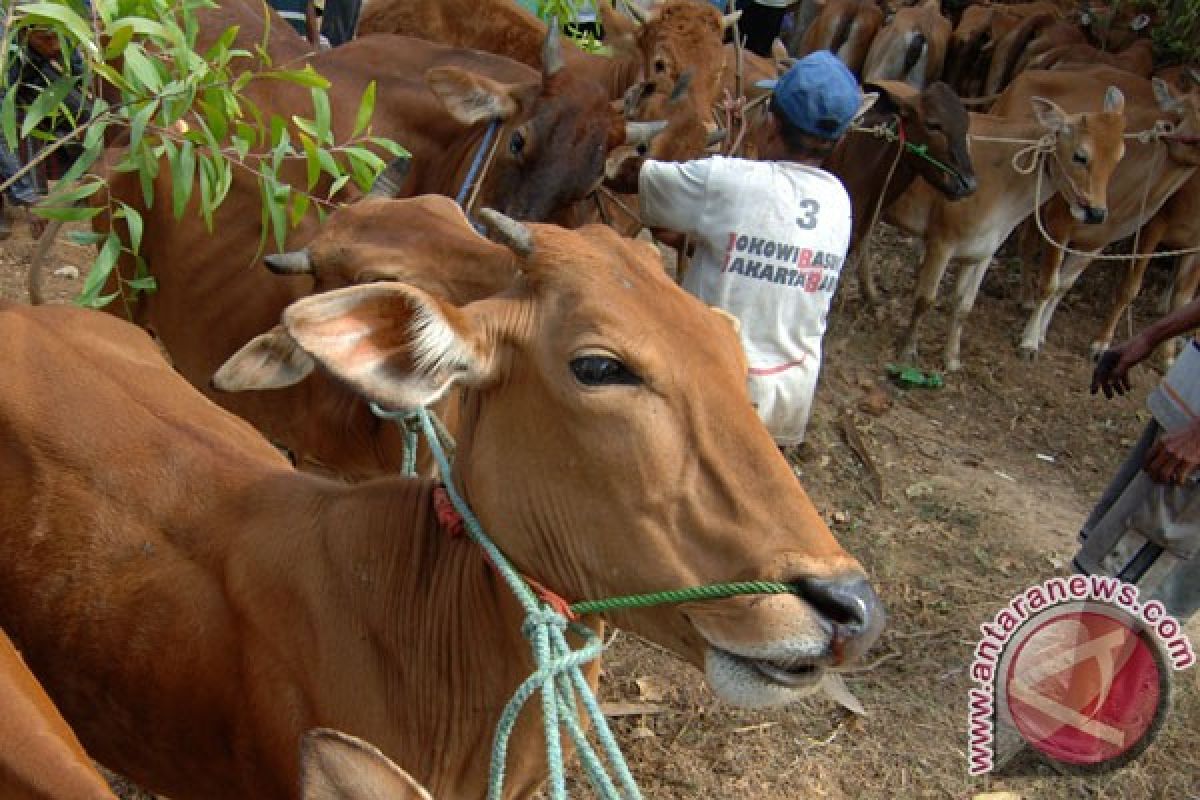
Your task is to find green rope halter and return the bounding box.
[858,120,965,183]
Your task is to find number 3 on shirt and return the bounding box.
[796,198,820,230]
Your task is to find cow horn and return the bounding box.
[366,155,412,198]
[624,0,648,26]
[264,249,314,275]
[542,18,564,78]
[478,208,535,257]
[668,71,693,105]
[706,126,728,146]
[624,119,669,145]
[721,10,742,30]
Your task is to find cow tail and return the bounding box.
[27,218,63,305]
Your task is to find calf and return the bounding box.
[883,86,1127,370]
[1005,70,1200,357]
[824,79,976,305]
[0,212,884,800]
[861,0,952,89]
[984,16,1084,96]
[1033,38,1155,78]
[944,2,1061,97]
[0,629,116,800]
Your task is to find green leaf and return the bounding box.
[317,147,339,178]
[116,202,145,255]
[367,136,410,159]
[266,65,331,89]
[170,139,196,219]
[312,88,332,146]
[56,137,103,188]
[353,81,377,138]
[35,205,104,222]
[127,99,159,153]
[124,275,157,291]
[123,44,164,93]
[289,190,310,226]
[20,76,76,139]
[66,230,107,246]
[104,23,135,60]
[79,233,123,307]
[327,173,350,200]
[44,179,103,207]
[300,133,320,190]
[1,91,17,150]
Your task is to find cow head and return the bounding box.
[1035,87,1126,224]
[867,80,976,198]
[426,29,664,222]
[1152,79,1200,168]
[604,0,737,158]
[245,209,885,708]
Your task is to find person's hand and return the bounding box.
[1145,419,1200,485]
[1091,337,1152,398]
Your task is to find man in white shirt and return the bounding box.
[609,51,867,450]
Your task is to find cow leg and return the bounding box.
[1033,252,1093,353]
[854,244,880,307]
[1018,228,1071,359]
[899,240,953,364]
[1091,218,1167,358]
[1015,219,1043,311]
[944,256,991,372]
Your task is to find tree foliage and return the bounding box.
[1,0,406,308]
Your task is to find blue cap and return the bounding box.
[754,51,861,140]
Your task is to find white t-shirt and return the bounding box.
[639,156,853,445]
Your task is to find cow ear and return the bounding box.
[213,326,315,392]
[426,67,520,125]
[281,283,495,412]
[301,729,433,800]
[853,91,880,123]
[1030,95,1068,132]
[1103,85,1125,113]
[1153,78,1182,112]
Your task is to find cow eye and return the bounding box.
[510,130,526,157]
[570,355,641,386]
[1073,150,1089,165]
[654,58,667,74]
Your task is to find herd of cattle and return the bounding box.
[2,0,1199,797]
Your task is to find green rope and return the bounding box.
[371,405,803,800]
[856,121,963,182]
[570,580,798,617]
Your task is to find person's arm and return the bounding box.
[1092,295,1200,399]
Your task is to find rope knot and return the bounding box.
[1011,133,1056,175]
[522,608,568,640]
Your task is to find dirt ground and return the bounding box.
[1,211,1197,799]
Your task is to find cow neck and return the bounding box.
[303,473,577,798]
[971,115,1064,210]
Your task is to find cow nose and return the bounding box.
[1083,205,1107,224]
[795,576,885,665]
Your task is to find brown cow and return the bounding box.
[1005,71,1200,357]
[861,0,951,89]
[359,0,737,119]
[944,2,1061,97]
[0,629,117,800]
[984,15,1084,96]
[884,86,1127,370]
[0,213,884,798]
[1093,171,1200,361]
[824,79,976,305]
[790,0,883,76]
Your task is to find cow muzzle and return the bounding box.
[1073,204,1108,224]
[690,575,885,708]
